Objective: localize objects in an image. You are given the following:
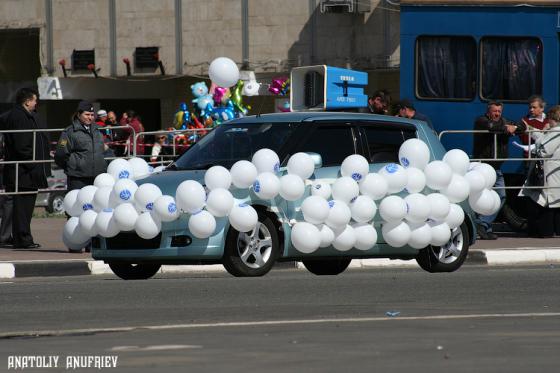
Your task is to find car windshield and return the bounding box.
[172,122,300,170]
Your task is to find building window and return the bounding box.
[480,37,542,101]
[416,36,476,100]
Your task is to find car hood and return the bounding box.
[136,169,206,195]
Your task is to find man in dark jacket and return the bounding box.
[55,100,107,191]
[3,87,51,249]
[472,101,525,239]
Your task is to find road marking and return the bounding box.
[1,312,560,339]
[111,345,202,352]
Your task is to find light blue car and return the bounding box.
[91,112,477,279]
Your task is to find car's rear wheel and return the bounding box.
[46,192,65,214]
[416,222,469,273]
[222,211,280,277]
[302,258,352,275]
[108,262,161,280]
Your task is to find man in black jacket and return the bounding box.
[3,87,51,249]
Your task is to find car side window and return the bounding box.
[297,126,355,167]
[363,126,416,163]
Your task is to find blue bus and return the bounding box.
[399,0,560,229]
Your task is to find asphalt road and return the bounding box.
[1,266,560,372]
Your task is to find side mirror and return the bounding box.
[307,152,323,169]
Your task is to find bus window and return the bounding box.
[416,36,476,100]
[480,37,542,101]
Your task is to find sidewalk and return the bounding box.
[1,218,560,278]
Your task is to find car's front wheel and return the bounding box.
[222,210,280,277]
[415,222,470,273]
[302,258,352,275]
[108,262,161,280]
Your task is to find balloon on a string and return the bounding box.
[134,212,161,240]
[427,193,451,222]
[379,195,407,223]
[205,166,232,190]
[382,221,411,248]
[176,180,206,214]
[408,222,432,249]
[441,174,470,203]
[317,224,335,247]
[352,223,377,251]
[429,221,451,246]
[349,195,377,223]
[77,185,97,212]
[340,154,369,182]
[287,152,315,180]
[279,174,305,201]
[332,225,356,252]
[445,203,465,229]
[128,157,150,180]
[405,167,426,193]
[112,178,138,205]
[78,209,98,237]
[379,163,408,194]
[251,148,280,174]
[134,183,163,213]
[205,188,234,217]
[230,160,258,189]
[443,149,470,175]
[359,173,388,200]
[291,222,321,254]
[63,189,83,217]
[108,158,134,180]
[424,161,453,190]
[188,210,217,239]
[93,186,113,212]
[301,196,330,225]
[252,172,280,200]
[331,176,359,204]
[311,180,332,200]
[229,203,258,232]
[404,193,431,224]
[114,203,139,231]
[153,195,180,222]
[208,57,240,88]
[465,170,486,196]
[398,138,430,170]
[94,173,115,189]
[95,208,120,238]
[325,200,352,230]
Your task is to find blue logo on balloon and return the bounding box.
[82,203,93,211]
[103,208,113,213]
[168,202,177,213]
[146,202,154,211]
[120,189,131,200]
[328,200,335,208]
[351,172,362,182]
[385,163,399,174]
[400,157,410,167]
[253,180,261,193]
[274,162,280,173]
[239,203,249,208]
[314,184,322,190]
[118,170,130,179]
[350,196,357,203]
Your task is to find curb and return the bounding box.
[1,249,560,279]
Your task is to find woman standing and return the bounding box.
[520,105,560,237]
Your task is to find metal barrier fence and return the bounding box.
[132,128,211,162]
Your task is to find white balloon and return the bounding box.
[230,160,258,189]
[441,174,470,203]
[94,173,115,188]
[77,185,97,212]
[114,203,139,231]
[332,225,356,252]
[153,195,180,222]
[301,196,330,225]
[205,188,234,217]
[352,223,377,250]
[379,163,408,194]
[350,195,377,223]
[205,166,232,190]
[382,221,411,248]
[252,148,280,174]
[134,183,163,212]
[404,193,431,224]
[176,180,206,213]
[108,158,134,180]
[63,189,82,217]
[153,165,166,173]
[279,174,305,201]
[311,180,332,200]
[405,167,426,193]
[445,204,465,229]
[490,190,502,215]
[112,178,138,205]
[243,80,261,96]
[62,230,89,251]
[134,212,161,239]
[208,57,240,88]
[427,193,451,222]
[64,216,89,244]
[468,189,495,215]
[331,176,359,203]
[93,186,113,212]
[473,163,497,189]
[429,221,451,246]
[317,224,335,247]
[229,203,258,232]
[78,209,98,237]
[95,208,120,238]
[408,222,432,249]
[379,195,407,222]
[128,157,150,180]
[252,172,280,200]
[359,173,388,200]
[398,138,430,170]
[287,152,315,180]
[465,170,486,195]
[443,149,470,175]
[341,154,369,182]
[188,210,217,239]
[424,161,453,190]
[325,200,352,229]
[291,222,321,254]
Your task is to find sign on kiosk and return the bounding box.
[290,65,368,111]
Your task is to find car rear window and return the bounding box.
[363,125,416,163]
[296,126,355,167]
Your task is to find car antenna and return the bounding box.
[256,94,267,117]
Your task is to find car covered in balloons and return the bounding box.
[63,112,499,280]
